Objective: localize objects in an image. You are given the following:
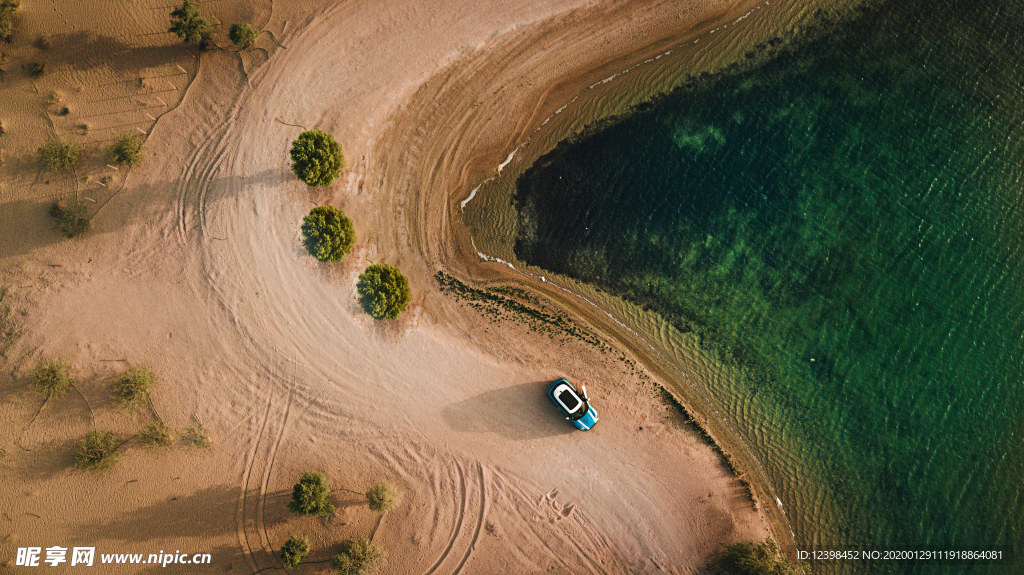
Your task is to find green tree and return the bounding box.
[112,366,154,409]
[31,358,71,397]
[76,431,119,470]
[289,471,334,517]
[706,540,806,575]
[357,264,411,320]
[333,538,385,575]
[301,206,355,262]
[108,133,143,166]
[229,22,258,49]
[38,136,82,173]
[365,482,400,513]
[289,130,345,187]
[280,535,310,569]
[169,0,210,44]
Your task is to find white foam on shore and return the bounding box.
[477,252,515,269]
[497,150,517,173]
[456,0,792,542]
[460,184,481,210]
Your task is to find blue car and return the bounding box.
[547,378,599,431]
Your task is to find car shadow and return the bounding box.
[441,380,577,441]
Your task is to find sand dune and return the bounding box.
[0,0,787,572]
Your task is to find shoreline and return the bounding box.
[0,0,846,570]
[368,0,838,557]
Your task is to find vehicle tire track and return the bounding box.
[452,462,487,575]
[175,128,217,244]
[258,384,294,567]
[423,460,467,575]
[236,396,274,574]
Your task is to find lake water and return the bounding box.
[513,0,1024,572]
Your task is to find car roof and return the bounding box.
[551,382,583,414]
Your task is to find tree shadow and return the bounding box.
[441,380,575,441]
[73,483,256,543]
[43,32,193,75]
[0,168,293,259]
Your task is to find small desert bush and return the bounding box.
[50,200,90,238]
[112,366,154,409]
[108,133,143,166]
[280,535,310,569]
[169,0,209,44]
[229,22,258,49]
[333,538,385,575]
[0,1,18,43]
[138,422,173,448]
[301,205,355,262]
[290,130,345,187]
[76,430,119,470]
[706,539,804,575]
[198,31,214,52]
[365,482,400,513]
[38,136,81,173]
[34,34,49,49]
[27,60,44,76]
[181,421,211,449]
[357,264,412,320]
[31,358,71,397]
[289,471,334,517]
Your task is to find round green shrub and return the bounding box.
[333,538,385,575]
[280,535,310,569]
[38,136,82,173]
[357,264,411,320]
[139,422,173,448]
[76,430,119,470]
[365,482,400,513]
[288,471,334,517]
[108,133,143,166]
[112,366,154,409]
[301,206,355,262]
[289,130,345,187]
[50,200,90,238]
[169,0,209,44]
[229,22,258,49]
[31,358,71,397]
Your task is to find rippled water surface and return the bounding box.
[513,1,1024,572]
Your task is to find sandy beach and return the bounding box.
[0,0,801,572]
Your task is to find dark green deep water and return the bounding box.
[514,1,1023,572]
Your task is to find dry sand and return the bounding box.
[0,0,792,573]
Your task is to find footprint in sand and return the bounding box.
[541,487,559,505]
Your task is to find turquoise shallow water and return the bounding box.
[513,1,1024,572]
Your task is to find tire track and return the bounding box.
[176,121,232,245]
[258,383,294,567]
[423,459,467,575]
[236,360,295,575]
[452,462,487,575]
[175,128,218,244]
[236,396,274,574]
